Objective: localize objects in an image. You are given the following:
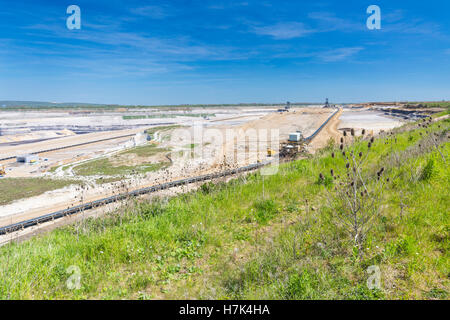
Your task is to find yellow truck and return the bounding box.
[267,148,276,157]
[0,165,6,177]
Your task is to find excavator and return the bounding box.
[266,131,307,159]
[0,165,6,177]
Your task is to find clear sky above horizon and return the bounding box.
[0,0,449,105]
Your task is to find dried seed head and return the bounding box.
[340,137,344,143]
[351,128,355,136]
[370,137,375,143]
[343,131,347,137]
[331,152,335,158]
[330,169,334,176]
[319,173,324,180]
[345,163,350,169]
[362,129,366,135]
[360,191,364,197]
[359,152,363,158]
[368,142,372,149]
[342,151,346,157]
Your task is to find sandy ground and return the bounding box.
[308,108,343,153]
[0,129,148,177]
[0,127,145,159]
[338,109,404,134]
[0,129,75,145]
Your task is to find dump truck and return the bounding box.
[0,165,6,177]
[267,148,276,157]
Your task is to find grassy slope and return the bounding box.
[73,144,170,177]
[0,119,448,300]
[421,102,450,109]
[0,178,81,206]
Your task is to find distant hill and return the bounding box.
[0,101,111,108]
[0,100,319,109]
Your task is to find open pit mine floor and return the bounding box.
[0,106,407,243]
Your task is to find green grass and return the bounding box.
[0,178,81,206]
[122,144,169,157]
[95,177,124,185]
[123,114,214,120]
[183,143,198,149]
[420,101,450,109]
[73,143,170,177]
[145,125,182,135]
[73,158,168,176]
[122,115,150,120]
[0,118,448,299]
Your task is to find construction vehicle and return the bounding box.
[280,131,306,158]
[0,165,6,177]
[265,131,307,159]
[267,148,276,157]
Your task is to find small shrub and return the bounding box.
[140,201,166,218]
[200,181,216,194]
[280,270,320,299]
[253,199,278,224]
[419,158,435,181]
[384,235,417,258]
[424,288,448,299]
[316,173,333,186]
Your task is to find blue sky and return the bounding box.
[0,0,449,105]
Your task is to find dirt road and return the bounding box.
[308,108,343,152]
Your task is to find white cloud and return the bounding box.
[209,2,249,10]
[251,22,314,39]
[382,20,442,36]
[318,47,363,62]
[383,10,404,23]
[129,6,170,19]
[308,12,364,32]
